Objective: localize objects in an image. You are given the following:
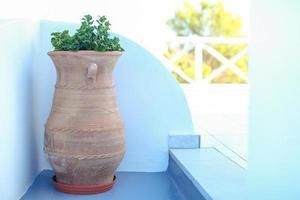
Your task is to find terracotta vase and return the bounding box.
[45,51,125,194]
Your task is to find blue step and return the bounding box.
[169,148,246,200]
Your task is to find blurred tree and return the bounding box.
[165,1,248,83]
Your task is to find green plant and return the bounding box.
[51,15,124,51]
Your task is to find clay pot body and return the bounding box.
[45,51,125,188]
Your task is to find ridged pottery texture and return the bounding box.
[45,51,125,186]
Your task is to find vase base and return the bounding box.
[52,175,116,194]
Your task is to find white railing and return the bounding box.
[162,36,249,84]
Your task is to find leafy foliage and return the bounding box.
[165,1,248,83]
[51,15,124,51]
[167,1,242,37]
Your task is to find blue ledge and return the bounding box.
[168,133,200,149]
[170,148,246,200]
[21,170,185,200]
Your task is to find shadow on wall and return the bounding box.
[34,20,194,172]
[0,20,39,200]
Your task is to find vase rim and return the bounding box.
[48,51,123,56]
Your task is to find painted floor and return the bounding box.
[21,170,184,200]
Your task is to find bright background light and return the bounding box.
[0,0,249,54]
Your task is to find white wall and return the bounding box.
[248,0,300,199]
[0,20,39,200]
[182,84,249,115]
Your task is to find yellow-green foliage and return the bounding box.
[166,1,248,83]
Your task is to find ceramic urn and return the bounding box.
[44,51,125,194]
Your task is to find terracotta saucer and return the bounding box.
[52,175,116,195]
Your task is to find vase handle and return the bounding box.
[87,63,98,84]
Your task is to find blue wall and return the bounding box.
[0,20,39,200]
[248,1,300,199]
[34,20,193,172]
[0,19,193,198]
